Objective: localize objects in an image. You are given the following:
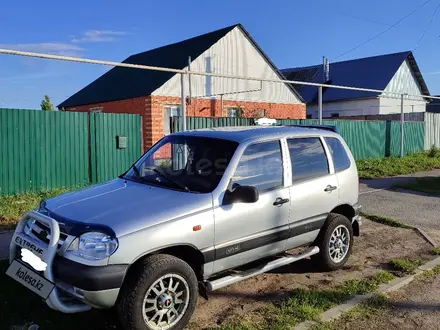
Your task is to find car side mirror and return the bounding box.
[223,185,259,205]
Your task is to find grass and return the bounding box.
[213,271,395,330]
[356,151,440,179]
[416,264,440,280]
[309,294,388,330]
[395,177,440,196]
[0,258,395,330]
[311,265,440,330]
[0,188,73,231]
[389,258,423,275]
[361,212,412,229]
[432,248,440,255]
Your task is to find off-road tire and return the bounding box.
[315,213,353,271]
[117,254,198,330]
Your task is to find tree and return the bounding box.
[40,95,54,111]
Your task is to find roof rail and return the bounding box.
[281,124,339,134]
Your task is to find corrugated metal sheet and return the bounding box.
[91,113,142,183]
[173,117,425,160]
[336,112,425,122]
[0,109,142,195]
[0,109,89,195]
[425,112,440,149]
[383,59,424,100]
[154,27,301,104]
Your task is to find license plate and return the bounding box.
[12,233,46,258]
[6,260,54,300]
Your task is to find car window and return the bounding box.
[325,137,351,172]
[287,138,329,182]
[124,136,238,193]
[231,141,283,192]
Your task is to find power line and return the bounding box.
[0,48,439,101]
[413,1,440,50]
[338,12,391,27]
[332,0,432,61]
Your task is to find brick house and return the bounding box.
[59,24,305,150]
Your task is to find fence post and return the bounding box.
[400,93,405,158]
[318,86,323,124]
[180,73,187,132]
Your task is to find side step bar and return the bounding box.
[206,246,320,292]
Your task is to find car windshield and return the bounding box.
[123,135,238,193]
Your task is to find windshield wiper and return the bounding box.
[145,167,191,192]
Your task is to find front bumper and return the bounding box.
[9,211,127,312]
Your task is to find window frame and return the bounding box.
[285,135,335,185]
[230,139,285,194]
[163,104,182,136]
[323,136,351,173]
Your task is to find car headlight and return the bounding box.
[68,232,118,260]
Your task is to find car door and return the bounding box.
[212,140,291,273]
[284,136,340,249]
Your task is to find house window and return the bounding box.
[331,113,340,118]
[164,105,181,135]
[90,107,103,113]
[227,107,243,118]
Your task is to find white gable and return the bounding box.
[382,59,425,101]
[152,27,301,104]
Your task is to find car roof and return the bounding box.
[173,125,340,143]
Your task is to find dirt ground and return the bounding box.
[330,270,440,330]
[188,219,434,329]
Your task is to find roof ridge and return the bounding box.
[129,24,240,58]
[285,51,411,72]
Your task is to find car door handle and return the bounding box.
[273,197,289,206]
[324,185,337,192]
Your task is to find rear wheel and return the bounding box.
[117,254,198,330]
[315,213,353,271]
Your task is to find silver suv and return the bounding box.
[8,125,361,330]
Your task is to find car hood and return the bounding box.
[44,178,213,237]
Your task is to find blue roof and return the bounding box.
[281,51,429,103]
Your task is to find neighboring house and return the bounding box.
[59,24,305,149]
[281,51,430,119]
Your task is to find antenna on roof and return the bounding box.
[323,56,330,82]
[187,56,192,105]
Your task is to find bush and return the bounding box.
[428,145,439,158]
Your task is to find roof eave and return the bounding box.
[407,51,430,97]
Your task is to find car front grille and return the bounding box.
[28,220,68,249]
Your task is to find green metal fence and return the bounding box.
[0,109,142,195]
[173,117,426,160]
[90,113,142,183]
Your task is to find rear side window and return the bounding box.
[232,141,283,192]
[287,138,329,182]
[325,137,351,172]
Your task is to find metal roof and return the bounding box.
[281,51,430,104]
[59,24,302,108]
[174,125,339,143]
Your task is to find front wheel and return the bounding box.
[315,213,353,271]
[117,254,198,330]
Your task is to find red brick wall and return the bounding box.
[64,97,153,151]
[150,95,305,145]
[65,96,306,151]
